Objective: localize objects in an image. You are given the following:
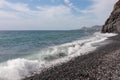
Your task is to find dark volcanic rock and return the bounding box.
[102,0,120,33]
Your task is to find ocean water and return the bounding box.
[0,30,116,80]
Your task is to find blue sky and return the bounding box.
[0,0,118,30]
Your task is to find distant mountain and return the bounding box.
[102,0,120,33]
[80,25,102,31]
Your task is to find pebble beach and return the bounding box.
[23,34,120,80]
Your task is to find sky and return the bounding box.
[0,0,118,30]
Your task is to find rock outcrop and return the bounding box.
[81,25,102,31]
[102,0,120,33]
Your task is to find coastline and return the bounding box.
[23,34,120,80]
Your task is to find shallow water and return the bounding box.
[0,30,116,80]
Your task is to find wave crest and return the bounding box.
[0,32,117,80]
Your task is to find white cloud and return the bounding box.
[64,0,74,8]
[0,11,18,19]
[64,0,70,4]
[0,0,29,12]
[81,0,118,24]
[91,0,117,18]
[0,4,93,30]
[0,0,118,30]
[63,0,82,13]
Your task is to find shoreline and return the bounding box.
[23,34,120,80]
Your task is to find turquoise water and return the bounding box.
[0,30,96,62]
[1,30,116,80]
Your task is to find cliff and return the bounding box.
[102,0,120,33]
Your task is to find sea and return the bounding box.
[0,30,116,80]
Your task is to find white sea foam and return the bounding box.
[0,32,117,80]
[0,59,46,80]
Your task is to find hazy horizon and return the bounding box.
[0,0,118,30]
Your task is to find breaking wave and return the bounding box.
[0,32,117,80]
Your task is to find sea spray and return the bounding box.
[0,32,117,80]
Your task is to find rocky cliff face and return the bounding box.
[102,0,120,33]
